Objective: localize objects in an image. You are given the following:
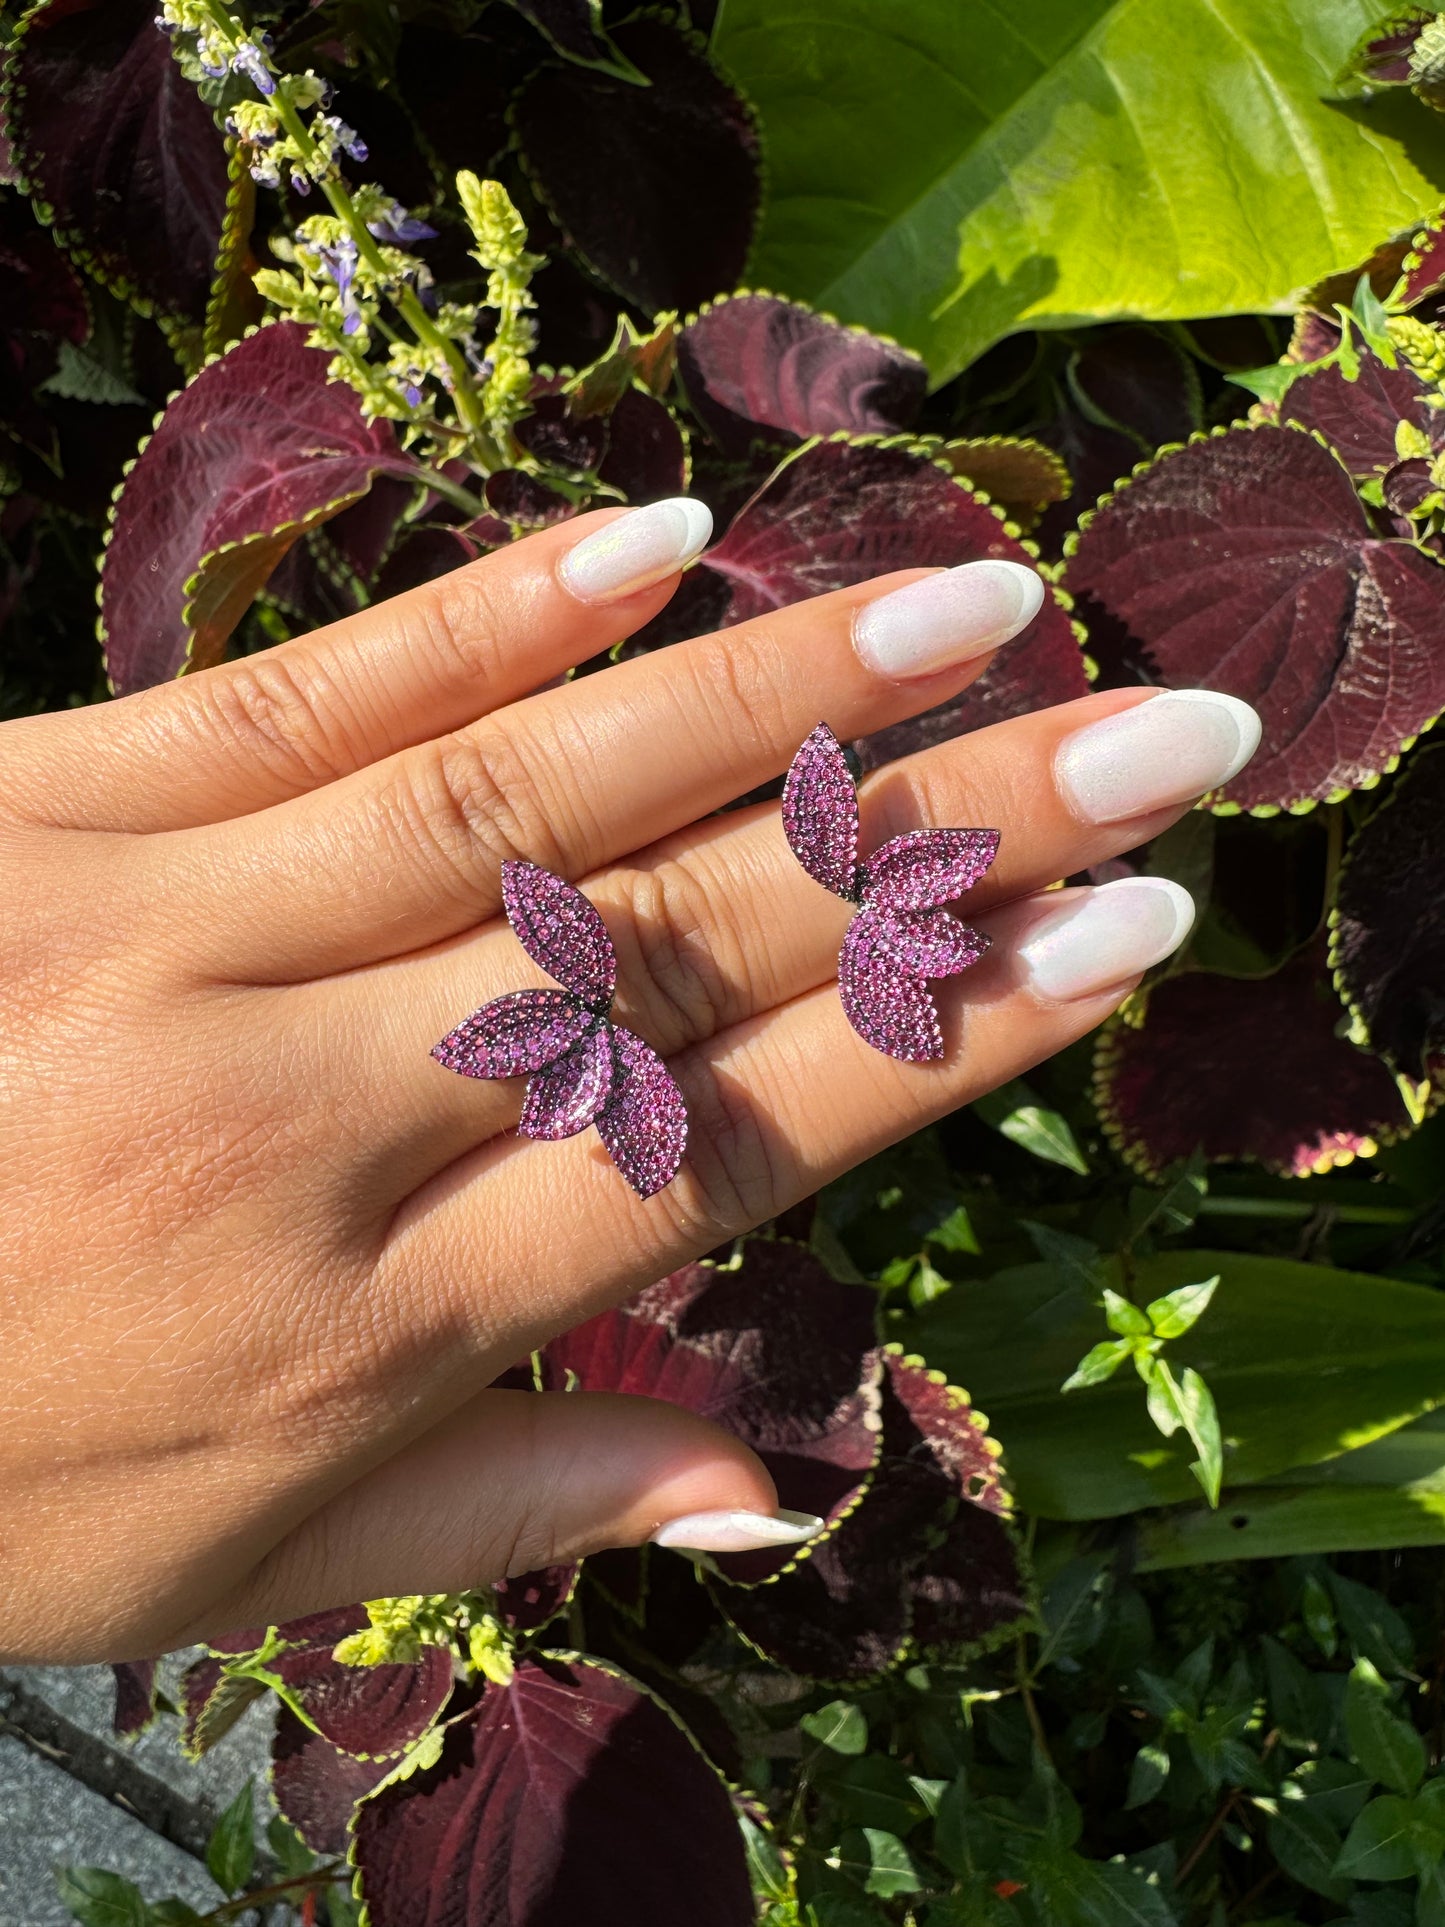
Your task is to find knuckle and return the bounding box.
[616,863,749,1051]
[192,655,362,793]
[389,726,567,909]
[409,559,510,688]
[660,1055,785,1243]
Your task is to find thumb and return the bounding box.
[198,1389,822,1637]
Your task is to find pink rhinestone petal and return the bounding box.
[895,905,991,977]
[432,988,592,1079]
[861,827,1000,914]
[781,723,860,902]
[596,1027,688,1199]
[837,907,947,1062]
[520,1022,617,1140]
[501,860,617,1008]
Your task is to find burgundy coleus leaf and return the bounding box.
[484,467,577,529]
[179,1655,265,1760]
[596,388,689,504]
[1064,423,1445,812]
[1354,10,1433,84]
[1281,346,1444,478]
[272,1704,393,1854]
[1331,744,1445,1083]
[648,437,1086,756]
[352,1655,754,1927]
[4,0,230,323]
[101,321,420,694]
[513,389,609,474]
[270,1641,456,1760]
[715,1350,1025,1679]
[505,0,640,75]
[513,16,760,314]
[1400,218,1445,310]
[677,294,927,457]
[1068,325,1201,453]
[1095,940,1412,1178]
[544,1242,882,1579]
[110,1660,157,1739]
[935,436,1071,531]
[566,313,678,418]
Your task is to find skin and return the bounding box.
[0,508,1189,1664]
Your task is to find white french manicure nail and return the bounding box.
[1016,878,1196,1002]
[559,497,714,603]
[853,559,1045,680]
[1055,688,1262,824]
[651,1507,825,1553]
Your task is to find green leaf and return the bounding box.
[1124,1742,1170,1809]
[717,0,1445,381]
[1021,1849,1179,1926]
[146,1906,202,1926]
[927,1203,980,1255]
[908,1256,953,1310]
[1330,1571,1416,1677]
[972,1079,1090,1174]
[1142,1361,1223,1505]
[205,1780,255,1896]
[1103,1289,1151,1338]
[1345,1659,1427,1794]
[54,1869,151,1927]
[801,1700,868,1756]
[1145,1277,1219,1340]
[908,1250,1445,1520]
[37,338,145,407]
[827,1755,928,1835]
[1061,1338,1134,1392]
[1266,1803,1350,1901]
[849,1828,923,1898]
[265,1816,315,1880]
[1335,1792,1438,1881]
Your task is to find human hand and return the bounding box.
[0,500,1258,1662]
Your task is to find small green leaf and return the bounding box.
[1021,1221,1104,1291]
[908,1256,952,1309]
[1300,1573,1338,1656]
[146,1905,203,1926]
[1124,1742,1170,1809]
[205,1780,255,1896]
[1335,1793,1432,1880]
[801,1700,868,1756]
[1103,1289,1151,1338]
[1144,1360,1223,1506]
[54,1869,151,1927]
[1145,1276,1219,1340]
[854,1828,923,1898]
[1061,1338,1134,1392]
[973,1079,1090,1174]
[37,339,146,407]
[928,1203,980,1255]
[1265,1803,1349,1901]
[1127,1148,1209,1245]
[266,1816,315,1879]
[1329,1571,1415,1676]
[1345,1659,1427,1795]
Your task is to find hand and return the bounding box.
[0,500,1257,1662]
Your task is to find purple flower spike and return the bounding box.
[432,861,687,1199]
[782,723,998,1061]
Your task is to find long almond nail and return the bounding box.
[1015,878,1196,1002]
[651,1507,825,1553]
[852,559,1045,680]
[559,498,713,603]
[1055,688,1262,824]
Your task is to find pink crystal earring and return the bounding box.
[432,861,687,1199]
[782,724,999,1061]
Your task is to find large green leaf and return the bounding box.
[716,0,1445,382]
[910,1252,1445,1519]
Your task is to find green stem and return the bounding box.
[1194,1196,1414,1225]
[416,466,485,518]
[193,1865,346,1922]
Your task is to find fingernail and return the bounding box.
[559,498,714,603]
[650,1507,825,1553]
[853,559,1045,680]
[1055,688,1262,824]
[1016,878,1196,1002]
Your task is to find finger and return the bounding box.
[184,557,1049,977]
[191,1389,804,1637]
[323,686,1249,1182]
[10,502,712,835]
[381,878,1194,1342]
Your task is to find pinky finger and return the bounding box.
[387,877,1195,1323]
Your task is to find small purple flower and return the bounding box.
[314,236,363,332]
[366,201,438,246]
[432,862,687,1199]
[232,39,275,94]
[403,382,424,407]
[316,114,367,163]
[291,172,312,196]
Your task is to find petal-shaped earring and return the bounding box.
[432,861,687,1199]
[782,724,998,1061]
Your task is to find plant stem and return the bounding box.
[416,467,485,517]
[1194,1196,1414,1225]
[194,1865,347,1922]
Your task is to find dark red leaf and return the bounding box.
[1069,325,1200,452]
[1095,940,1412,1178]
[179,1656,264,1759]
[1331,744,1445,1082]
[1282,348,1443,478]
[677,294,927,456]
[934,436,1071,531]
[110,1660,156,1739]
[1401,219,1445,309]
[715,1353,1024,1679]
[373,524,488,602]
[513,389,609,473]
[513,17,760,314]
[272,1641,455,1759]
[0,194,88,343]
[1355,11,1432,83]
[272,1705,392,1854]
[1030,406,1147,560]
[352,1656,753,1927]
[494,1565,579,1633]
[1064,424,1445,812]
[5,0,230,322]
[596,388,688,503]
[101,321,418,694]
[544,1243,882,1577]
[507,0,635,72]
[484,467,577,528]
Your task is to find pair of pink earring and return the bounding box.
[432,725,1000,1199]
